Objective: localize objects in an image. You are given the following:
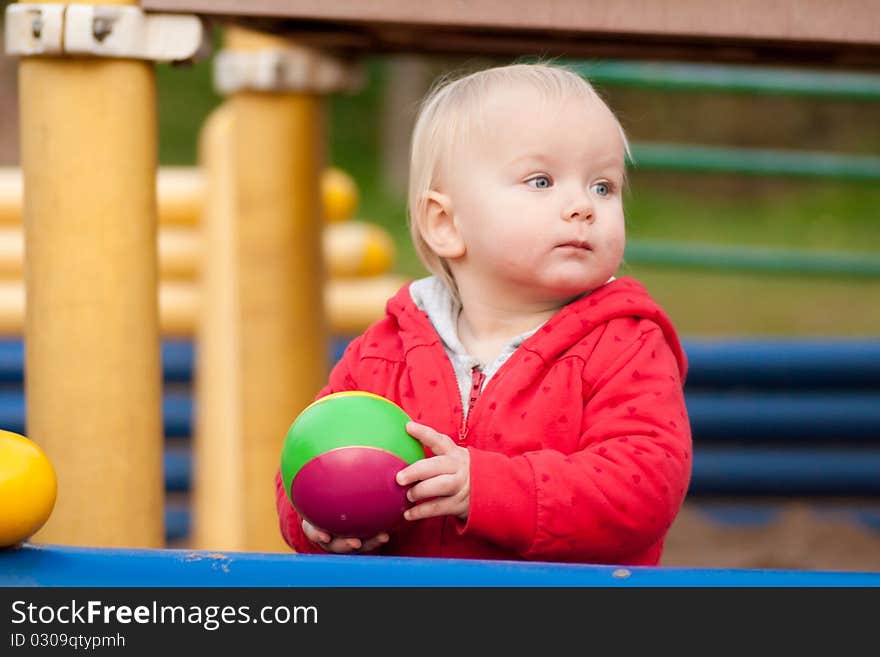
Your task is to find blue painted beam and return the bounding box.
[683,338,880,388]
[0,338,354,385]
[2,386,879,446]
[690,448,880,495]
[3,544,879,587]
[0,338,878,388]
[164,445,880,497]
[165,503,190,541]
[686,391,880,441]
[2,390,879,445]
[165,447,190,492]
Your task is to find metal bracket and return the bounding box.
[214,47,364,94]
[5,3,209,63]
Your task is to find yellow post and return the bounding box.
[192,102,245,549]
[193,27,352,551]
[19,0,163,547]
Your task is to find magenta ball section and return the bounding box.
[291,446,411,538]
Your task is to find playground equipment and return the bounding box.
[140,0,880,69]
[0,166,402,335]
[4,543,880,586]
[0,167,393,280]
[281,392,423,538]
[2,0,879,581]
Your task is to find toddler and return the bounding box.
[275,62,692,566]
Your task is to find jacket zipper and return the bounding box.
[458,365,486,443]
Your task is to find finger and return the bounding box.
[406,422,454,454]
[302,520,331,545]
[327,536,362,554]
[407,473,459,503]
[360,532,391,552]
[396,455,452,486]
[404,498,452,522]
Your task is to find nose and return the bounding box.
[562,194,594,222]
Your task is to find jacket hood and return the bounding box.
[385,276,688,381]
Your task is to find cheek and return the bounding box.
[603,212,626,250]
[609,228,626,256]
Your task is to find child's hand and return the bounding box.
[301,519,390,554]
[396,421,471,522]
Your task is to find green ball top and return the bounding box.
[280,391,425,501]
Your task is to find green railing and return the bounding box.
[571,61,880,100]
[570,60,880,278]
[628,143,880,182]
[624,240,880,278]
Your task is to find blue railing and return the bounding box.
[3,544,879,587]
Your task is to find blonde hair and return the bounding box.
[407,62,632,300]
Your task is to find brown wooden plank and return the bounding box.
[140,0,880,67]
[141,0,879,43]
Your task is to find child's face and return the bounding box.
[445,85,626,304]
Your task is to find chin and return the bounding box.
[550,269,606,291]
[544,280,596,301]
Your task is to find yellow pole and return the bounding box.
[237,91,327,551]
[19,0,163,547]
[192,102,245,549]
[192,27,331,551]
[232,32,328,552]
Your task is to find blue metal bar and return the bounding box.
[686,391,880,441]
[165,446,190,492]
[0,338,878,389]
[165,503,189,541]
[684,338,880,388]
[690,447,880,495]
[161,339,195,382]
[2,338,879,388]
[3,544,879,586]
[0,338,352,384]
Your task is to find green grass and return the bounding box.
[623,174,880,252]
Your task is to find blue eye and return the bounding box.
[527,176,552,189]
[591,182,612,197]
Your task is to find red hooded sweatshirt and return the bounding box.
[276,276,691,566]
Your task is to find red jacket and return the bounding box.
[276,276,691,566]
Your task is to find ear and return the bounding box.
[417,191,466,259]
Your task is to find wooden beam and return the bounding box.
[141,0,880,68]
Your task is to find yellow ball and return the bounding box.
[0,430,57,547]
[322,167,359,223]
[324,221,395,278]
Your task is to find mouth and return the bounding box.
[556,240,592,251]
